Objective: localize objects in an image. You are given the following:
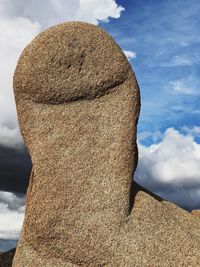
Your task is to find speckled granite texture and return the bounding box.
[13,22,200,267]
[192,210,200,218]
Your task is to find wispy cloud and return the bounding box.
[75,0,124,25]
[170,80,193,94]
[123,50,136,61]
[0,17,41,148]
[171,55,193,66]
[162,55,194,67]
[169,77,200,95]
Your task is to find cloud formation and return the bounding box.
[162,55,193,67]
[0,125,23,148]
[169,77,200,95]
[74,0,124,25]
[0,191,25,240]
[135,127,200,210]
[0,0,124,27]
[123,50,136,61]
[0,16,41,148]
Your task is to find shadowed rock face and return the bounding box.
[13,22,200,267]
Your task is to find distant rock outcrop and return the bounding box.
[0,248,15,267]
[13,22,200,266]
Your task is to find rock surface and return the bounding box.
[192,210,200,218]
[13,22,200,266]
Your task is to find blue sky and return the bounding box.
[0,0,200,251]
[101,0,200,138]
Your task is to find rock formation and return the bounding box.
[13,22,200,266]
[192,210,200,218]
[0,248,15,267]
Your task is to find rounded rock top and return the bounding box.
[13,22,132,104]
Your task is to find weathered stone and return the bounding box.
[192,210,200,218]
[13,22,200,267]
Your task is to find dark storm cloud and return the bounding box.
[0,145,31,194]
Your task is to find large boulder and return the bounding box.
[13,22,200,266]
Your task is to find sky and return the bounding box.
[0,0,200,251]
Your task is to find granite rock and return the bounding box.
[192,210,200,218]
[13,22,200,267]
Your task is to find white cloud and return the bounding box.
[0,0,124,27]
[0,191,25,239]
[75,0,124,25]
[0,191,25,211]
[171,55,193,66]
[170,80,193,94]
[162,55,193,67]
[0,0,124,149]
[0,0,79,28]
[168,76,200,95]
[123,50,136,61]
[169,75,200,95]
[135,127,200,210]
[0,17,41,148]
